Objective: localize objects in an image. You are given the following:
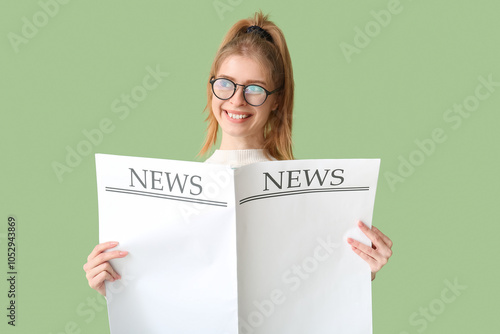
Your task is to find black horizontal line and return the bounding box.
[239,186,370,205]
[105,187,227,207]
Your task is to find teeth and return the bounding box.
[227,112,249,119]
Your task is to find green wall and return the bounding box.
[1,1,498,333]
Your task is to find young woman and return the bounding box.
[84,11,393,296]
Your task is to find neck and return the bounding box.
[219,134,265,150]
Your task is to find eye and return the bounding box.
[245,85,265,94]
[216,79,234,90]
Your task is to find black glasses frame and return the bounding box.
[210,78,281,107]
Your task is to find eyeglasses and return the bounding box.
[210,78,281,107]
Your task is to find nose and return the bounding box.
[229,85,247,106]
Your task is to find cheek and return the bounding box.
[256,110,272,127]
[259,100,277,123]
[211,99,221,118]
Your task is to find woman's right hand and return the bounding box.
[83,241,128,296]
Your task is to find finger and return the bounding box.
[350,233,392,262]
[86,262,121,282]
[357,221,388,250]
[89,270,114,291]
[347,237,378,261]
[372,225,393,248]
[84,250,128,273]
[87,241,120,262]
[350,243,386,273]
[347,236,390,266]
[365,225,393,259]
[349,245,378,270]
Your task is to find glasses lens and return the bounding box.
[244,85,266,106]
[213,79,234,99]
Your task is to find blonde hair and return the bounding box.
[199,10,294,160]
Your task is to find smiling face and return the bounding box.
[211,55,278,150]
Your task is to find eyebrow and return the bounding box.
[217,74,268,86]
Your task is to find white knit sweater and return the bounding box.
[204,149,276,168]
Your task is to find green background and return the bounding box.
[1,0,499,333]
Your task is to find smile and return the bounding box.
[224,110,252,120]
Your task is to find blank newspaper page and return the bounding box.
[96,153,238,334]
[234,159,380,334]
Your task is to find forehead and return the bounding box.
[217,55,271,85]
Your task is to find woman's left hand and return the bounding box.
[347,221,393,281]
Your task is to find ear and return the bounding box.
[271,99,279,112]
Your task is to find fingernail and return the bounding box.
[109,241,118,246]
[347,238,353,243]
[357,221,364,227]
[119,251,128,256]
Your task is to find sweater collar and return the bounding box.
[205,149,274,168]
